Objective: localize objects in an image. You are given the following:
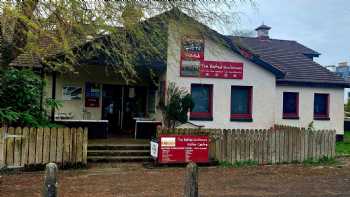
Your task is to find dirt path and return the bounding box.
[1,158,350,197]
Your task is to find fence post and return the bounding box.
[184,162,198,197]
[223,129,228,162]
[0,127,5,168]
[43,163,58,197]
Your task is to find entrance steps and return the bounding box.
[87,143,151,162]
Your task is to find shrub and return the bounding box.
[161,82,194,128]
[0,68,60,127]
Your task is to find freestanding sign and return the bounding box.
[150,140,159,159]
[158,135,209,164]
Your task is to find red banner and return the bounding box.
[158,135,209,164]
[200,60,243,79]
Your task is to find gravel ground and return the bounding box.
[1,158,350,197]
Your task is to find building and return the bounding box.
[8,9,349,139]
[328,62,350,103]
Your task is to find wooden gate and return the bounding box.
[0,127,88,168]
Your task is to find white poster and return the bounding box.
[150,141,159,158]
[63,86,82,100]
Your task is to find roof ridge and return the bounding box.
[231,35,297,43]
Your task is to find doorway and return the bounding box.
[101,85,148,137]
[102,85,123,136]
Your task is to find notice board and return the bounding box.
[158,135,209,164]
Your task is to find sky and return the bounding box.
[217,0,350,66]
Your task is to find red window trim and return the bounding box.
[314,93,330,119]
[190,84,213,120]
[283,92,299,119]
[230,86,252,120]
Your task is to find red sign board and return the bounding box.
[200,60,243,79]
[85,97,100,107]
[181,37,204,60]
[180,60,244,79]
[158,135,209,164]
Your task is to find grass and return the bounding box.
[336,132,350,155]
[220,160,258,168]
[302,156,338,166]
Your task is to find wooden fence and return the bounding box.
[0,127,88,168]
[158,125,336,164]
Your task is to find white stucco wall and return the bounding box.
[166,22,277,129]
[275,86,344,134]
[44,65,153,120]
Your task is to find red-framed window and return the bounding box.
[283,92,299,119]
[314,93,330,120]
[190,84,213,121]
[230,86,252,121]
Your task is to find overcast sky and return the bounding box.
[223,0,350,66]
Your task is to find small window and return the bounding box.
[190,84,213,121]
[231,86,252,121]
[283,92,299,119]
[314,93,330,120]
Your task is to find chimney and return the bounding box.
[255,24,271,39]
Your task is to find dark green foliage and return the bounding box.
[0,68,58,127]
[162,82,194,128]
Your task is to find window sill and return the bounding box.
[283,116,299,120]
[190,117,213,121]
[314,116,330,121]
[230,118,253,122]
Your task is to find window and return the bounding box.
[283,92,299,119]
[190,84,213,120]
[231,86,252,121]
[314,93,330,120]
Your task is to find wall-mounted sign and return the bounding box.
[181,37,204,60]
[181,60,243,79]
[158,135,209,164]
[85,82,100,107]
[200,60,243,79]
[180,60,201,77]
[85,97,100,107]
[62,86,82,100]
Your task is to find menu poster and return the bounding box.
[181,36,204,60]
[85,82,100,107]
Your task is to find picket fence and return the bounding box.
[0,127,88,168]
[158,125,336,164]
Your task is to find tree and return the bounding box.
[0,0,254,80]
[162,82,194,129]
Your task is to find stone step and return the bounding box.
[88,144,150,151]
[88,149,150,157]
[87,156,152,162]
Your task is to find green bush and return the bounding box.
[0,68,59,127]
[161,82,194,128]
